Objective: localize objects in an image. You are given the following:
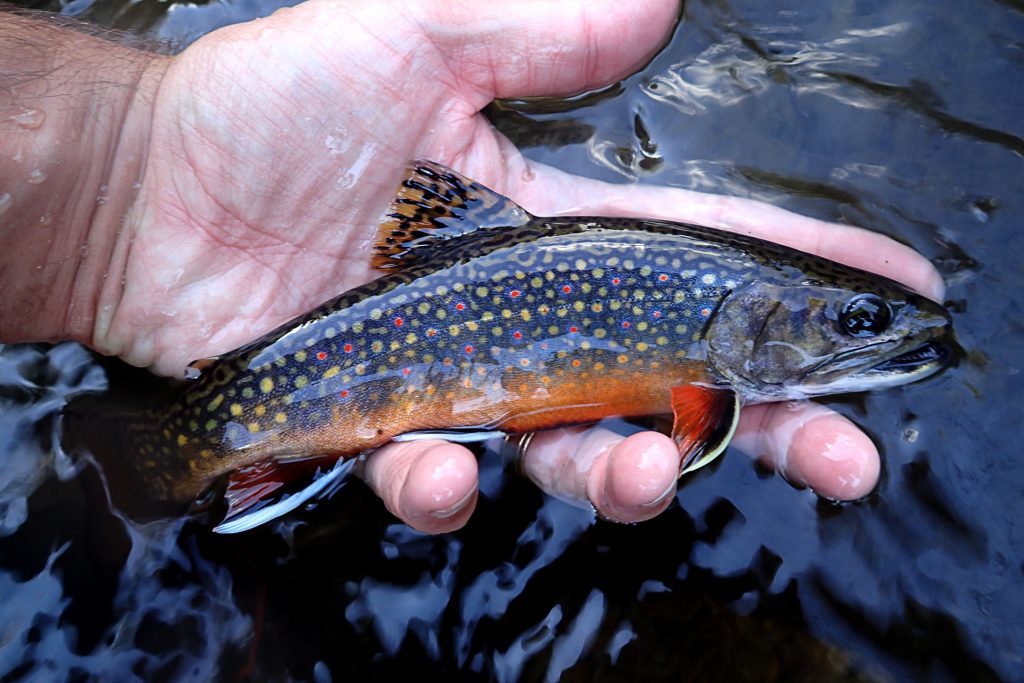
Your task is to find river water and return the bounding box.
[2,0,1022,681]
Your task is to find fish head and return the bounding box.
[706,280,952,402]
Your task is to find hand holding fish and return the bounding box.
[0,0,948,533]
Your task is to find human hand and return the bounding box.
[50,0,943,530]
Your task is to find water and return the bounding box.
[2,0,1022,680]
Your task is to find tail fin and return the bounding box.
[62,392,197,523]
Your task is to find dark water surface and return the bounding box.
[3,0,1022,681]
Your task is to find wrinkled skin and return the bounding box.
[92,0,943,531]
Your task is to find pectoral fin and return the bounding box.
[212,457,354,534]
[671,385,741,475]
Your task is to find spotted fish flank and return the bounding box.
[124,161,952,532]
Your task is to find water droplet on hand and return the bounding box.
[27,169,47,184]
[11,108,45,130]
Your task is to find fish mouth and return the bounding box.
[864,339,950,379]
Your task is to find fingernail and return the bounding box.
[640,480,677,509]
[429,486,477,520]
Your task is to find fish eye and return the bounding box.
[839,294,892,337]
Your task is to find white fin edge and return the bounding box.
[212,458,355,534]
[392,429,507,444]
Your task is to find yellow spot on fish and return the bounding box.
[255,404,266,417]
[476,286,489,297]
[248,422,261,433]
[295,375,309,388]
[594,328,607,339]
[370,308,382,320]
[371,340,384,353]
[242,387,254,399]
[636,342,649,352]
[406,332,418,344]
[573,301,585,312]
[177,434,187,446]
[294,350,307,362]
[260,377,274,394]
[448,324,460,336]
[274,412,287,424]
[617,354,629,364]
[207,394,224,411]
[594,362,605,370]
[520,309,532,322]
[418,302,430,314]
[656,336,669,346]
[200,449,213,458]
[205,419,217,431]
[466,321,479,332]
[230,403,243,417]
[702,273,717,285]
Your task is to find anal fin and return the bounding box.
[671,385,741,475]
[212,456,354,534]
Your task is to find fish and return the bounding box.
[109,161,951,533]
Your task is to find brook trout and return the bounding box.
[116,161,951,532]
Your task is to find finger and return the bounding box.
[358,439,479,533]
[506,162,945,302]
[427,0,680,102]
[521,425,679,522]
[731,401,880,501]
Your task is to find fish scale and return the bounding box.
[120,161,951,531]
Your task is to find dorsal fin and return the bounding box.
[373,160,532,270]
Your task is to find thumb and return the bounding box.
[425,0,680,103]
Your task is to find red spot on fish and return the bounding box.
[571,359,581,367]
[622,321,631,329]
[658,273,669,282]
[426,328,437,337]
[455,302,466,311]
[343,343,353,353]
[316,351,327,361]
[340,389,349,398]
[402,367,411,375]
[509,289,521,298]
[569,326,578,334]
[540,342,549,350]
[394,317,404,327]
[464,345,474,354]
[513,331,523,340]
[539,305,550,314]
[612,277,621,285]
[701,307,712,317]
[652,310,662,318]
[562,285,572,294]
